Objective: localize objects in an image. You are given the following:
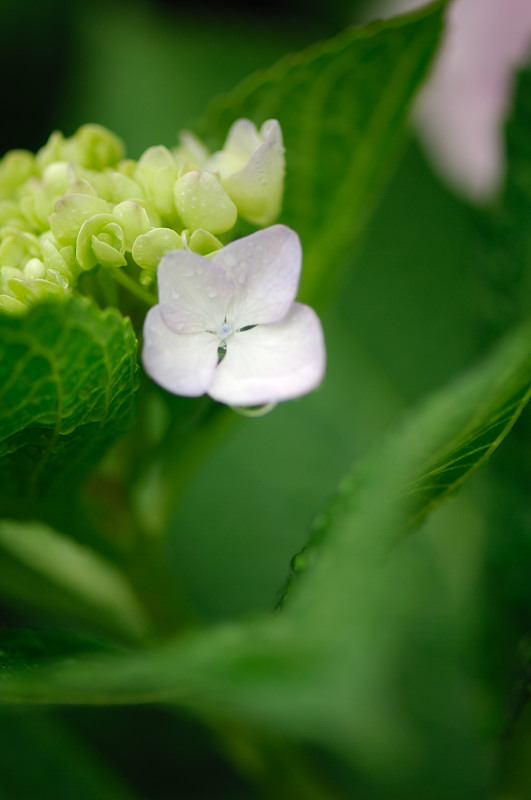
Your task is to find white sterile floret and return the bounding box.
[142,225,325,407]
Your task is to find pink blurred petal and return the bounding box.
[367,0,531,198]
[208,303,325,406]
[415,0,531,198]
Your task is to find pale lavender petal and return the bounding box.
[222,118,261,162]
[415,0,531,198]
[142,306,218,396]
[222,137,285,225]
[157,249,233,334]
[212,225,301,329]
[208,302,325,406]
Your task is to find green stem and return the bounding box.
[111,267,157,306]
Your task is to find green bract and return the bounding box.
[0,119,285,314]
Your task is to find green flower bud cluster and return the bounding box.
[0,119,285,315]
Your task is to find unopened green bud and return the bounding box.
[174,171,237,234]
[0,258,69,312]
[113,201,151,249]
[69,124,124,170]
[0,228,40,268]
[11,275,67,305]
[17,164,78,232]
[0,150,34,199]
[185,228,223,256]
[76,168,113,200]
[7,279,34,304]
[117,159,138,179]
[0,201,29,230]
[0,293,27,314]
[36,131,67,171]
[36,125,124,173]
[46,268,69,290]
[76,213,127,270]
[19,179,56,232]
[131,227,183,270]
[136,146,178,221]
[68,177,99,197]
[24,257,46,279]
[108,171,145,203]
[41,161,76,195]
[206,119,284,225]
[39,236,76,281]
[50,193,109,244]
[1,266,23,290]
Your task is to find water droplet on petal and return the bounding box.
[217,322,233,338]
[207,287,217,298]
[171,290,180,300]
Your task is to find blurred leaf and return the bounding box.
[0,520,148,639]
[0,627,125,676]
[199,3,445,304]
[0,297,137,517]
[463,70,531,796]
[0,707,138,800]
[285,317,531,596]
[466,69,531,342]
[0,319,528,794]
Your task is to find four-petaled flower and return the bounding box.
[142,225,325,406]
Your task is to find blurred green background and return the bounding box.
[1,0,530,797]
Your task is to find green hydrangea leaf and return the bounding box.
[0,297,138,516]
[0,316,528,690]
[198,3,445,304]
[284,317,531,602]
[0,520,148,639]
[0,314,529,794]
[466,69,531,340]
[0,706,139,800]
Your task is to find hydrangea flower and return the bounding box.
[142,225,325,407]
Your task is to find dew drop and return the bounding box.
[207,286,217,298]
[217,322,233,338]
[140,272,154,287]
